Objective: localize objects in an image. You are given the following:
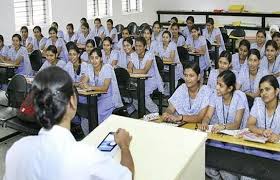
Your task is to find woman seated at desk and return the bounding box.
[0,35,9,61]
[162,62,211,123]
[127,37,164,113]
[39,45,66,71]
[250,29,266,59]
[143,27,158,55]
[4,66,134,180]
[76,22,95,49]
[170,23,185,47]
[101,37,119,68]
[231,39,250,75]
[246,75,280,160]
[26,26,47,53]
[118,37,135,69]
[80,39,96,63]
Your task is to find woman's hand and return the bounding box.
[211,124,225,134]
[198,122,209,131]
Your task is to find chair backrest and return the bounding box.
[6,75,28,108]
[115,24,125,34]
[155,56,164,72]
[219,27,228,35]
[206,39,212,50]
[29,50,43,72]
[230,28,246,37]
[94,36,102,48]
[177,47,189,65]
[114,68,132,103]
[127,22,139,35]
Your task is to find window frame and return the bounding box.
[87,0,112,19]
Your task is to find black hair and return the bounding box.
[32,66,75,129]
[52,22,58,28]
[190,25,200,31]
[66,23,74,30]
[48,27,58,34]
[46,45,58,54]
[107,19,113,25]
[259,75,279,89]
[186,16,194,23]
[33,26,42,33]
[94,18,101,23]
[239,39,251,50]
[184,61,200,75]
[206,18,214,25]
[122,27,130,34]
[217,70,236,92]
[265,40,278,51]
[171,23,180,29]
[162,30,172,38]
[152,21,162,28]
[248,49,261,60]
[103,36,113,45]
[256,29,266,38]
[66,41,76,51]
[135,36,147,47]
[80,17,87,23]
[86,39,96,47]
[171,17,178,23]
[143,27,152,35]
[20,26,28,33]
[219,50,232,64]
[123,37,133,46]
[272,32,280,39]
[12,34,22,42]
[81,22,90,30]
[89,47,102,57]
[0,35,4,43]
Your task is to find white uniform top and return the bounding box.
[251,43,266,59]
[202,28,226,54]
[146,40,158,55]
[4,125,132,180]
[30,37,47,51]
[231,53,248,75]
[181,26,191,40]
[57,30,64,39]
[101,49,119,65]
[80,51,89,62]
[64,32,79,43]
[22,36,33,47]
[91,26,105,37]
[207,69,238,92]
[77,32,95,45]
[63,61,87,83]
[45,38,68,62]
[115,38,135,51]
[0,45,9,57]
[151,31,162,42]
[260,55,280,74]
[105,28,118,43]
[39,59,66,71]
[171,35,185,47]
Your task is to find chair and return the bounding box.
[29,50,43,72]
[230,28,246,37]
[127,22,139,36]
[177,46,189,66]
[115,24,125,34]
[94,36,102,48]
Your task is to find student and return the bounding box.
[231,39,250,74]
[246,75,280,160]
[116,28,132,51]
[151,21,162,42]
[80,39,96,62]
[64,23,78,43]
[127,37,164,113]
[91,18,105,39]
[142,27,158,55]
[105,19,118,46]
[202,18,225,54]
[170,23,185,47]
[77,17,89,34]
[27,26,47,53]
[79,48,123,123]
[185,25,210,73]
[260,40,280,77]
[118,37,135,69]
[101,37,119,67]
[20,26,33,47]
[181,16,194,39]
[251,29,266,59]
[162,62,211,123]
[237,49,268,98]
[4,66,134,180]
[272,32,280,51]
[157,31,183,89]
[2,34,32,75]
[168,17,179,31]
[0,35,9,61]
[44,27,68,62]
[207,50,235,91]
[51,22,64,39]
[39,45,66,71]
[77,22,95,49]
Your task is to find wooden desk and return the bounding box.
[0,63,20,84]
[0,63,20,68]
[82,115,207,180]
[130,73,149,118]
[163,60,177,95]
[188,51,200,63]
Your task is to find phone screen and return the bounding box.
[97,132,117,152]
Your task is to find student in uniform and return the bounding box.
[64,23,78,43]
[250,29,266,59]
[168,17,179,31]
[116,28,132,51]
[162,62,211,123]
[91,18,105,39]
[118,37,135,69]
[77,22,95,49]
[246,75,280,160]
[51,22,64,39]
[105,19,118,47]
[79,48,123,124]
[39,45,66,71]
[237,49,268,99]
[27,26,47,53]
[272,32,280,51]
[77,17,89,34]
[181,16,194,40]
[231,39,250,74]
[0,35,9,61]
[127,37,164,113]
[101,37,119,67]
[2,34,32,76]
[170,23,185,47]
[202,18,225,54]
[142,27,158,55]
[4,66,134,180]
[80,39,96,63]
[151,21,162,42]
[20,26,33,47]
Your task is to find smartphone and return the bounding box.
[97,132,119,156]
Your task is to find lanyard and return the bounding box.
[222,95,233,124]
[264,104,277,129]
[268,60,276,73]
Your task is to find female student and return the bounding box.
[246,75,280,160]
[2,34,32,75]
[79,48,123,123]
[4,66,134,180]
[77,17,89,34]
[202,18,225,54]
[272,32,280,51]
[91,18,105,39]
[105,19,118,46]
[151,21,162,42]
[51,22,64,39]
[116,28,132,51]
[143,27,158,55]
[64,23,78,43]
[27,26,47,53]
[157,31,183,89]
[251,29,267,59]
[101,37,119,67]
[118,37,135,69]
[43,27,68,62]
[77,22,95,49]
[170,23,185,47]
[162,62,211,123]
[80,39,95,62]
[20,26,33,47]
[237,49,268,98]
[39,45,66,71]
[185,25,210,73]
[181,16,194,40]
[231,39,250,74]
[0,35,9,61]
[127,37,164,113]
[260,40,280,77]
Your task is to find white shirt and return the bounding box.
[4,125,132,180]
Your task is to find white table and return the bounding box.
[82,115,207,180]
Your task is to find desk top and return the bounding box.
[163,60,177,65]
[188,52,201,56]
[82,115,207,180]
[76,87,107,96]
[0,63,19,68]
[130,73,150,79]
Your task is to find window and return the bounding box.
[87,0,111,19]
[122,0,142,13]
[13,0,50,29]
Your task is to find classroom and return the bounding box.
[0,0,280,179]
